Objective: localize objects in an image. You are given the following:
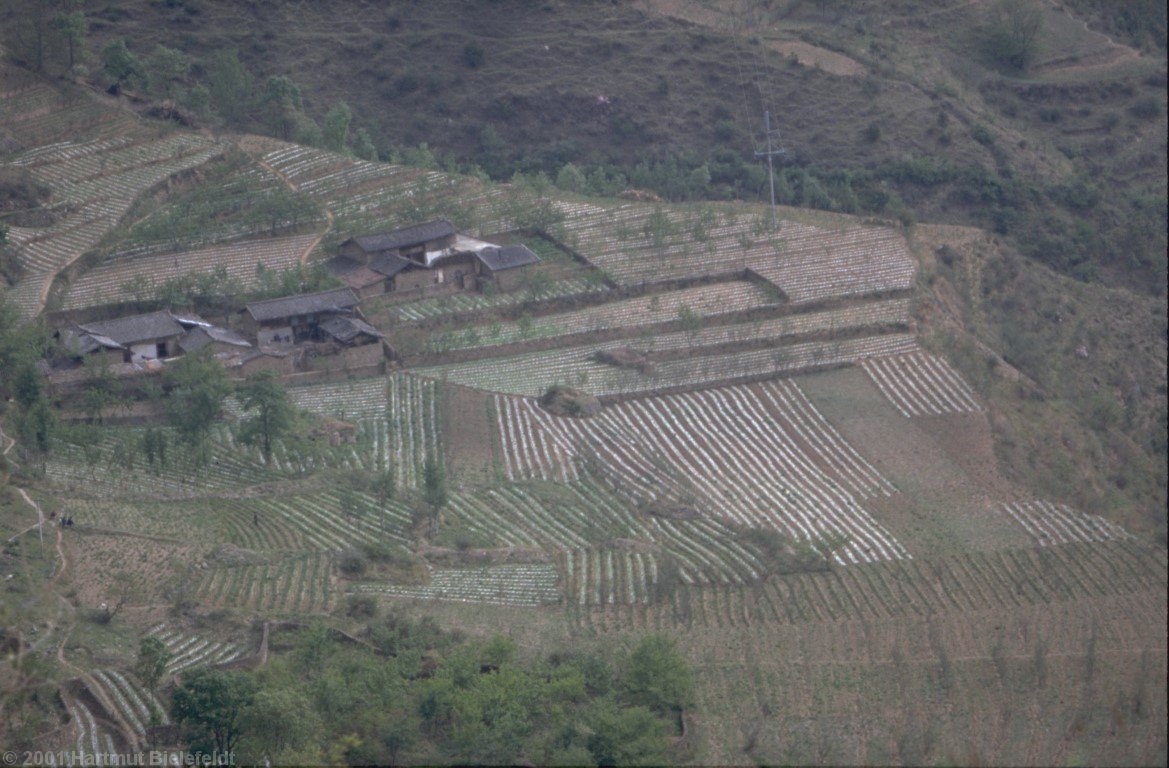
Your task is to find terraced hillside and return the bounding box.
[1,62,1163,767]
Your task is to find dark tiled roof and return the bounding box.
[179,326,252,353]
[350,220,455,253]
[78,310,189,345]
[325,254,363,276]
[369,253,413,277]
[340,266,388,290]
[245,287,360,323]
[319,316,384,343]
[476,244,540,272]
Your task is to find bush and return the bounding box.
[394,73,420,96]
[1129,98,1163,119]
[346,594,378,618]
[970,124,995,146]
[338,548,369,577]
[462,43,485,68]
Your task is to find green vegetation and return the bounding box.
[237,372,297,466]
[163,349,233,465]
[167,620,689,765]
[977,0,1045,73]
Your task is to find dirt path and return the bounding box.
[0,426,127,748]
[255,151,335,265]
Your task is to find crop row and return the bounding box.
[351,563,562,607]
[555,202,915,302]
[563,548,657,606]
[21,134,221,202]
[649,516,767,585]
[47,426,278,499]
[861,350,983,417]
[89,669,168,739]
[5,139,229,317]
[147,623,245,675]
[388,276,610,322]
[505,382,908,564]
[2,89,140,147]
[442,482,653,551]
[618,297,911,354]
[417,331,920,397]
[495,395,579,484]
[285,375,388,419]
[61,233,317,310]
[1001,500,1131,547]
[428,280,776,352]
[10,134,136,167]
[195,551,335,614]
[388,373,442,488]
[220,492,413,552]
[582,539,1167,631]
[67,696,117,762]
[748,224,916,303]
[757,379,896,499]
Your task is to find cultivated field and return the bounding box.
[494,381,907,564]
[4,132,229,317]
[60,233,318,310]
[420,331,920,397]
[427,280,778,352]
[553,200,917,300]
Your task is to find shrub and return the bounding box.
[1129,98,1163,119]
[462,43,485,68]
[338,548,369,577]
[970,124,995,146]
[394,73,420,96]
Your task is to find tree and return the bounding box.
[80,355,116,424]
[101,39,142,87]
[585,699,669,766]
[49,5,87,72]
[323,101,353,153]
[207,49,254,124]
[236,371,295,465]
[353,127,379,161]
[171,669,258,755]
[555,163,586,193]
[135,636,171,694]
[261,75,303,139]
[17,396,55,464]
[620,634,693,715]
[372,465,397,533]
[145,45,190,99]
[239,688,322,761]
[979,0,1044,73]
[421,452,448,535]
[164,350,232,464]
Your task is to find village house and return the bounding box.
[330,219,541,296]
[59,309,237,364]
[239,287,362,346]
[475,244,542,291]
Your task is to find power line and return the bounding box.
[754,110,786,231]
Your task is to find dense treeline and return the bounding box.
[169,614,692,765]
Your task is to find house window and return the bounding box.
[156,342,167,358]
